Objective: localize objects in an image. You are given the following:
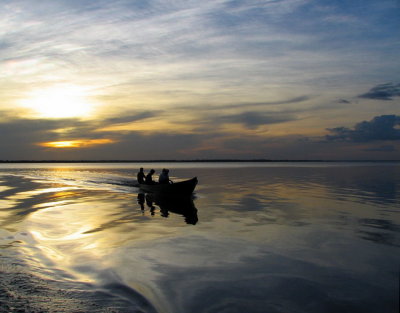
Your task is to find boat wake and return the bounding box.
[0,169,140,193]
[0,253,158,313]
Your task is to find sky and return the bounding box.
[1,0,399,160]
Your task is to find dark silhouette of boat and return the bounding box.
[137,192,198,224]
[138,177,198,196]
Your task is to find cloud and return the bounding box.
[0,117,82,134]
[170,96,310,120]
[219,112,295,129]
[1,1,399,161]
[0,114,208,159]
[358,83,400,100]
[0,116,111,147]
[363,145,397,152]
[326,115,400,142]
[104,111,159,124]
[212,96,310,111]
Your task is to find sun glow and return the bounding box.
[19,85,98,118]
[39,139,114,148]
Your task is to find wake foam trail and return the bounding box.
[0,169,140,193]
[0,254,158,313]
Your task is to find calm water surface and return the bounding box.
[0,162,399,313]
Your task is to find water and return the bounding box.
[0,162,399,313]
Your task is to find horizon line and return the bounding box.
[0,159,399,163]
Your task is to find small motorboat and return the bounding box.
[138,177,198,196]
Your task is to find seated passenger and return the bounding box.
[145,169,156,184]
[137,167,145,184]
[158,168,171,184]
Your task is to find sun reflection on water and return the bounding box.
[0,165,399,313]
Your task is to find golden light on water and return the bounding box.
[18,84,98,119]
[40,139,115,148]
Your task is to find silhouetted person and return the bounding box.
[145,194,156,215]
[158,168,172,184]
[137,193,145,211]
[137,167,145,184]
[145,169,156,184]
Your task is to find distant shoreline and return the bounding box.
[0,159,398,163]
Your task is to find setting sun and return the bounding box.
[19,85,98,118]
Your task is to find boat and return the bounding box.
[138,177,198,196]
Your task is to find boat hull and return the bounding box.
[138,177,198,195]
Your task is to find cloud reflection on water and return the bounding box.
[0,164,399,313]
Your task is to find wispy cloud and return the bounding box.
[104,112,159,125]
[363,145,397,152]
[218,112,296,129]
[0,0,399,160]
[359,83,400,101]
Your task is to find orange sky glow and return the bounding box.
[0,1,399,160]
[39,139,115,149]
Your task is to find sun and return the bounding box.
[19,84,97,118]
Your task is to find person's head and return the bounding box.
[140,167,144,172]
[150,169,155,174]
